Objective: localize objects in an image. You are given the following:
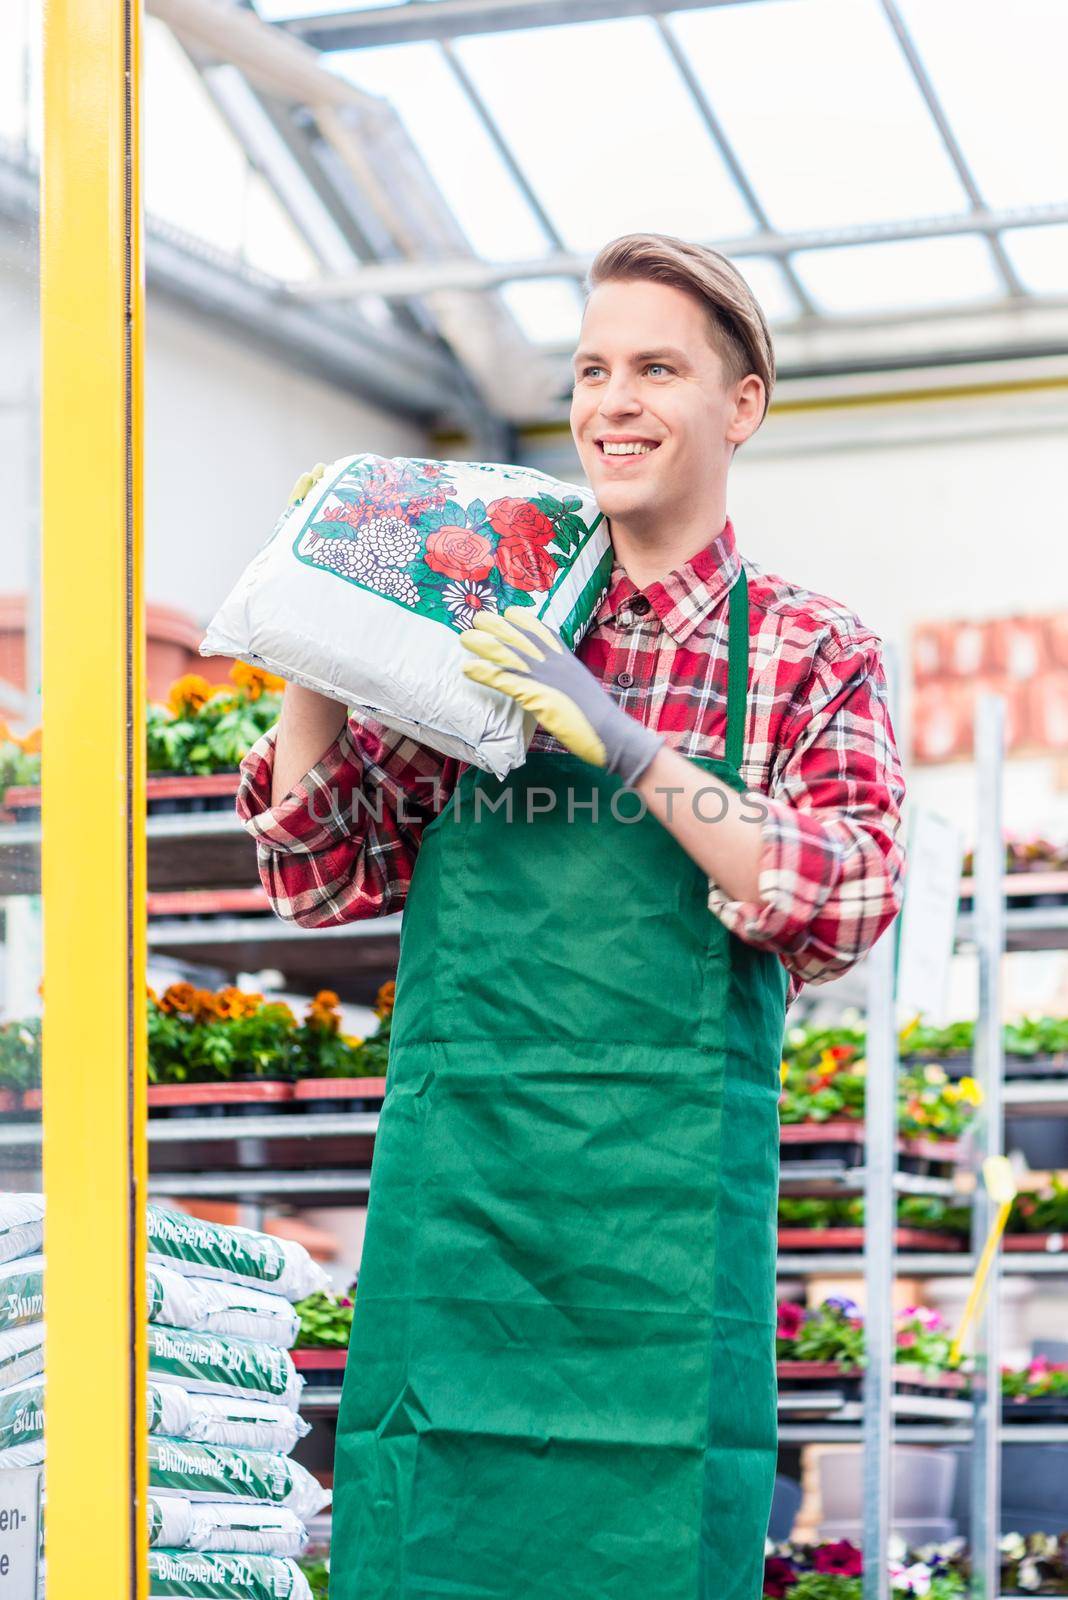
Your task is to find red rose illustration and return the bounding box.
[495,536,558,593]
[425,525,495,581]
[486,497,555,546]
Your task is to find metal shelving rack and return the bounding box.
[3,690,1067,1594]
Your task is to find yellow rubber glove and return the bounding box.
[287,462,328,507]
[460,607,664,784]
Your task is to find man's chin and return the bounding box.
[590,479,657,519]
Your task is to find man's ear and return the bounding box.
[726,373,766,448]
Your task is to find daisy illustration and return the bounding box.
[442,579,499,629]
[305,514,421,606]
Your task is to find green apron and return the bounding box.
[333,566,789,1600]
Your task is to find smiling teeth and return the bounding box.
[602,441,656,455]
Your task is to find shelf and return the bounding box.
[779,1164,960,1199]
[957,904,1068,953]
[1003,1080,1068,1117]
[147,913,401,1003]
[147,1168,372,1200]
[776,1252,1068,1276]
[0,811,261,894]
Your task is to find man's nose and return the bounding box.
[599,374,643,414]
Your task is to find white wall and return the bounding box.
[0,253,430,618]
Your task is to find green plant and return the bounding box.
[298,1557,329,1600]
[0,1017,41,1091]
[1012,1175,1068,1234]
[294,1289,355,1350]
[1004,1015,1068,1058]
[146,663,284,777]
[776,1196,971,1237]
[1002,1357,1068,1401]
[0,734,41,804]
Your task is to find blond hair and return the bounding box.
[585,233,775,422]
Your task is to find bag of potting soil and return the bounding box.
[0,1373,44,1466]
[0,1321,44,1390]
[148,1325,303,1410]
[0,1193,44,1265]
[149,1264,300,1349]
[168,1388,310,1455]
[0,1254,44,1332]
[149,1436,329,1519]
[149,1495,196,1550]
[201,453,613,779]
[186,1502,308,1559]
[149,1550,312,1600]
[147,1207,327,1302]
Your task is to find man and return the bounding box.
[238,232,906,1600]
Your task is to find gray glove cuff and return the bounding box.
[601,709,665,789]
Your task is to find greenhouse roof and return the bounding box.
[3,0,1067,429]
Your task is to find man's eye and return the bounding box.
[646,364,670,376]
[580,366,604,379]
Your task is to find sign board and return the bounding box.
[0,1466,42,1600]
[895,807,964,1024]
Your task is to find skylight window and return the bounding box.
[792,234,1003,316]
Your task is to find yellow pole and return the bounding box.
[949,1157,1016,1366]
[41,0,146,1594]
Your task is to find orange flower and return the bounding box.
[215,986,259,1020]
[147,985,160,1006]
[313,989,340,1009]
[160,982,197,1015]
[167,675,215,717]
[375,981,396,1020]
[14,725,42,754]
[230,661,286,701]
[0,718,10,745]
[191,988,224,1023]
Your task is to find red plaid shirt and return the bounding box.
[236,517,906,1005]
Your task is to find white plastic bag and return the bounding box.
[149,1436,329,1519]
[147,1206,327,1303]
[201,453,612,779]
[0,1255,44,1332]
[149,1264,300,1349]
[148,1325,303,1410]
[0,1373,44,1466]
[0,1322,44,1390]
[161,1388,310,1455]
[0,1194,44,1265]
[148,1549,312,1600]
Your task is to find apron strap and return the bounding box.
[725,564,750,776]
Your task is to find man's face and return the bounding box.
[569,278,758,524]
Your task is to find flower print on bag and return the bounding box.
[292,455,599,632]
[495,536,558,593]
[485,497,555,546]
[425,526,495,581]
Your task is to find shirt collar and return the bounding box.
[595,517,742,646]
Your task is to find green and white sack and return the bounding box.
[0,1322,44,1390]
[149,1437,329,1519]
[149,1496,196,1550]
[0,1194,44,1265]
[149,1550,311,1600]
[149,1265,300,1349]
[148,1326,303,1410]
[0,1374,44,1466]
[164,1389,309,1455]
[187,1502,307,1559]
[201,453,613,779]
[147,1207,326,1302]
[0,1255,44,1333]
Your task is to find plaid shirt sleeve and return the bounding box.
[235,714,461,926]
[708,635,906,998]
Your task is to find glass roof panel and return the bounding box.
[895,0,1068,210]
[1000,226,1068,298]
[792,234,1003,316]
[453,18,755,253]
[727,256,799,325]
[332,42,553,262]
[0,0,41,151]
[145,17,248,254]
[254,0,407,20]
[243,170,320,281]
[668,0,968,233]
[498,277,586,346]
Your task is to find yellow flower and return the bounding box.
[899,1014,922,1045]
[230,661,286,702]
[816,1048,840,1078]
[167,674,215,716]
[957,1076,983,1107]
[943,1084,962,1103]
[780,1060,789,1086]
[342,1034,365,1050]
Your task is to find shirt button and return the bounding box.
[630,596,651,616]
[616,671,634,689]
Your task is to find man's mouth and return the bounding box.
[596,440,661,458]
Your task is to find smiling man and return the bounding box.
[237,232,906,1600]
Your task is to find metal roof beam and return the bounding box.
[876,0,1025,299]
[292,202,1068,300]
[283,0,775,50]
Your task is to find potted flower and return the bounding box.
[147,982,297,1114]
[3,663,285,817]
[0,1016,41,1115]
[1003,1175,1068,1253]
[1001,1357,1068,1422]
[777,1195,970,1253]
[1003,1015,1068,1078]
[776,1300,968,1405]
[998,1530,1068,1594]
[292,1285,355,1387]
[292,984,392,1113]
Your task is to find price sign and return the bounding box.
[895,807,964,1023]
[0,1467,42,1600]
